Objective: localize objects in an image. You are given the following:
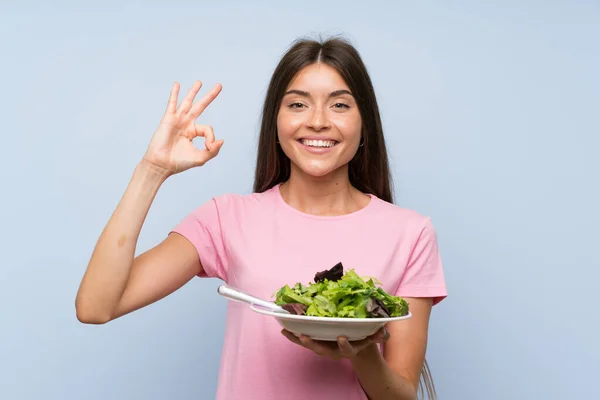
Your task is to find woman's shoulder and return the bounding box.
[180,188,277,228]
[369,195,433,227]
[209,186,279,211]
[366,198,440,252]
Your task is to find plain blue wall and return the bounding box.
[1,1,598,399]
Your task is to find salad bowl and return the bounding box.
[251,303,412,341]
[218,262,413,341]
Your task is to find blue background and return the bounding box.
[1,1,598,399]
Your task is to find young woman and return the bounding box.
[76,37,447,400]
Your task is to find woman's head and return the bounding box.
[253,37,394,203]
[276,63,363,182]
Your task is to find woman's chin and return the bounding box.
[293,160,346,179]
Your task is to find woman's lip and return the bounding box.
[297,136,339,142]
[295,140,338,154]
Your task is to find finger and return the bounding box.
[299,335,340,359]
[342,334,377,356]
[299,335,323,355]
[383,327,390,341]
[188,83,222,119]
[192,139,224,167]
[165,82,180,114]
[348,335,372,346]
[337,337,357,358]
[190,124,215,149]
[177,80,203,114]
[211,139,225,153]
[369,327,390,343]
[281,330,303,346]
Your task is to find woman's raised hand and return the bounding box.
[142,81,224,176]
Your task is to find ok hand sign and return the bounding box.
[142,80,224,176]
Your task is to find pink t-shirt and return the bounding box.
[171,184,447,400]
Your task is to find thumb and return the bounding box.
[193,139,224,167]
[209,139,224,154]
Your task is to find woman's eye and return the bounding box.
[289,103,305,109]
[333,103,350,109]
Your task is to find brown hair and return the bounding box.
[252,36,394,204]
[252,36,437,399]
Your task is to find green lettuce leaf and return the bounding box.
[273,262,409,318]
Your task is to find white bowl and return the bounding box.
[250,304,412,341]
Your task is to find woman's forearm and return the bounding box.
[350,344,417,400]
[75,161,169,323]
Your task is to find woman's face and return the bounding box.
[277,63,362,178]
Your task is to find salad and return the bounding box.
[273,262,409,318]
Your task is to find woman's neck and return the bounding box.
[279,166,371,216]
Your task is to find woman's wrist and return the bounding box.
[136,159,171,183]
[350,343,417,400]
[351,342,382,365]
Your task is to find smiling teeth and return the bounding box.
[301,139,336,148]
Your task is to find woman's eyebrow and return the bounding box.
[284,89,354,98]
[329,89,353,98]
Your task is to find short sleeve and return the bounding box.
[396,217,447,305]
[170,198,229,282]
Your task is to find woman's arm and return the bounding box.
[75,81,224,324]
[280,297,434,399]
[75,161,202,324]
[350,297,433,400]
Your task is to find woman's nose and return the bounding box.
[306,106,331,131]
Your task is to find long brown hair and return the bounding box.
[253,36,437,400]
[253,36,394,204]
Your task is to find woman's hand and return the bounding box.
[281,327,390,360]
[142,80,224,177]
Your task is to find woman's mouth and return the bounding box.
[298,138,338,148]
[296,138,339,154]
